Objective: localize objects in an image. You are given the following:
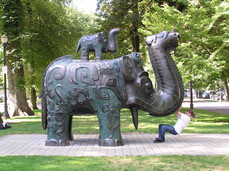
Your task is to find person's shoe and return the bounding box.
[156,138,165,142]
[153,138,164,143]
[2,123,11,129]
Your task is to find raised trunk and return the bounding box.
[146,31,184,116]
[107,28,120,52]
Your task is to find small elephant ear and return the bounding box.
[98,32,104,42]
[120,56,135,81]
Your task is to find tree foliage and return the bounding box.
[1,0,35,116]
[141,0,228,92]
[97,0,143,58]
[96,0,228,98]
[0,0,95,115]
[21,0,93,92]
[0,0,228,116]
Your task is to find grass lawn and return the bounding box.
[1,108,228,137]
[0,108,229,170]
[0,155,229,171]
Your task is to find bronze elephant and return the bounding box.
[42,30,184,146]
[76,28,120,61]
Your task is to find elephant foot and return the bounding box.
[45,139,70,146]
[81,56,89,61]
[98,138,124,146]
[96,56,102,61]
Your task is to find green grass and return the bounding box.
[0,155,228,171]
[0,108,229,170]
[1,108,228,138]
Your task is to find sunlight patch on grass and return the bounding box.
[110,157,136,165]
[6,119,41,122]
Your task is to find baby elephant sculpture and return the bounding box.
[42,29,184,146]
[76,28,120,61]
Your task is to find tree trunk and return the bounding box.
[131,28,140,52]
[224,80,229,101]
[31,87,38,110]
[3,0,35,117]
[28,51,38,110]
[7,54,35,117]
[130,0,140,52]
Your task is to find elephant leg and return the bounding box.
[45,112,71,146]
[97,104,123,146]
[95,48,103,60]
[81,49,89,61]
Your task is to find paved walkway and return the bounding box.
[0,133,229,156]
[182,101,229,115]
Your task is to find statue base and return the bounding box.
[98,138,124,146]
[45,139,70,146]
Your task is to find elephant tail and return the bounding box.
[41,55,73,130]
[76,38,81,53]
[42,75,48,130]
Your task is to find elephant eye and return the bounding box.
[145,82,151,88]
[141,78,154,95]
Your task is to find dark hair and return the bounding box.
[186,109,196,118]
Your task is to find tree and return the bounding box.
[21,0,78,109]
[1,0,95,116]
[21,0,96,108]
[1,0,35,116]
[96,0,189,59]
[97,0,142,57]
[141,0,228,98]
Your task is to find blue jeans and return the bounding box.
[158,124,178,141]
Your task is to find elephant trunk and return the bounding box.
[107,28,120,52]
[146,31,184,116]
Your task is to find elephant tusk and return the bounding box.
[130,107,138,130]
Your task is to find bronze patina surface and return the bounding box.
[42,29,184,146]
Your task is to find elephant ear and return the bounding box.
[98,32,106,42]
[120,56,135,81]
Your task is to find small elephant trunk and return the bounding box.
[107,28,120,52]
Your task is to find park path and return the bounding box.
[182,101,229,114]
[0,133,229,156]
[0,101,228,114]
[0,101,228,156]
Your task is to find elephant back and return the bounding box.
[42,55,127,123]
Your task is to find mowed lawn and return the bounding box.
[1,108,228,136]
[0,155,228,171]
[0,108,229,171]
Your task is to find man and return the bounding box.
[0,116,11,129]
[153,107,195,143]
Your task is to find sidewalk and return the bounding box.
[0,133,229,156]
[182,101,229,114]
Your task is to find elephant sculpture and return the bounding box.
[76,28,120,61]
[42,30,184,146]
